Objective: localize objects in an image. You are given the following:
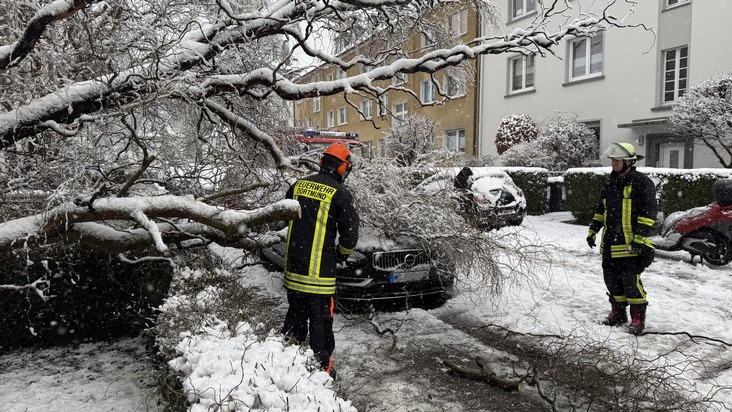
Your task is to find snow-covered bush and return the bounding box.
[494,114,540,155]
[501,114,598,171]
[151,248,355,411]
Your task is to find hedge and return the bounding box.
[564,167,732,225]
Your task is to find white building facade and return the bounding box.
[478,0,732,168]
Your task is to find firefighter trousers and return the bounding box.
[281,290,335,370]
[602,256,648,305]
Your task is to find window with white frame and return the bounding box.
[361,141,373,159]
[360,100,373,120]
[338,106,347,125]
[569,34,604,80]
[421,80,434,104]
[420,31,433,49]
[448,8,468,35]
[305,118,312,128]
[327,110,335,128]
[378,93,389,116]
[393,72,407,86]
[337,69,347,80]
[445,68,467,97]
[326,73,334,82]
[662,46,688,103]
[313,96,321,113]
[445,129,466,152]
[393,102,408,121]
[512,0,536,19]
[510,54,535,92]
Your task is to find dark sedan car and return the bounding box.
[260,232,453,310]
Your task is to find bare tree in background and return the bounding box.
[670,71,732,168]
[382,115,439,167]
[0,0,648,294]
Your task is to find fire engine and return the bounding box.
[292,129,364,155]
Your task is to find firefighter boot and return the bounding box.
[628,303,647,335]
[602,294,628,326]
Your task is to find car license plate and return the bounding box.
[389,271,429,283]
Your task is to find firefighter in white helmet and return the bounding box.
[587,143,657,335]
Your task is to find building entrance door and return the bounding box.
[658,142,685,168]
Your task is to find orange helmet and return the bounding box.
[321,143,352,177]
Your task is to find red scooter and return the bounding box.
[650,179,732,266]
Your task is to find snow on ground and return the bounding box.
[1,212,730,411]
[0,337,163,412]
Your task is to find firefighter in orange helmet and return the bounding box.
[281,143,359,379]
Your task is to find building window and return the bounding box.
[337,69,347,80]
[394,72,408,86]
[445,68,467,97]
[337,107,347,125]
[569,34,603,80]
[377,93,389,117]
[326,73,334,82]
[360,100,373,120]
[663,46,688,104]
[512,0,536,19]
[510,55,535,92]
[448,8,468,36]
[445,129,466,152]
[421,80,434,104]
[420,31,433,49]
[379,138,388,157]
[393,102,408,120]
[313,96,321,113]
[305,118,312,128]
[666,0,689,7]
[361,141,373,159]
[327,110,335,128]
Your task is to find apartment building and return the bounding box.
[478,0,732,168]
[292,5,481,158]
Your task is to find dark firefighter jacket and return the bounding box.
[283,171,359,295]
[589,167,657,259]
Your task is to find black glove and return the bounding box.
[629,235,653,255]
[586,230,596,248]
[336,250,349,264]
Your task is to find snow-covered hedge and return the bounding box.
[152,252,354,411]
[564,167,732,224]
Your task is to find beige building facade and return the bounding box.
[292,5,481,158]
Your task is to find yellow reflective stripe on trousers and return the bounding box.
[621,185,633,245]
[284,271,336,295]
[610,244,635,258]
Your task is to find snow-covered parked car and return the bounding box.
[416,167,527,229]
[260,226,454,309]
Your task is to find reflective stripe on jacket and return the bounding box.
[284,171,359,295]
[589,167,657,259]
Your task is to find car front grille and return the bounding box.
[372,250,431,271]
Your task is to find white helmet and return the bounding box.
[602,143,644,161]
